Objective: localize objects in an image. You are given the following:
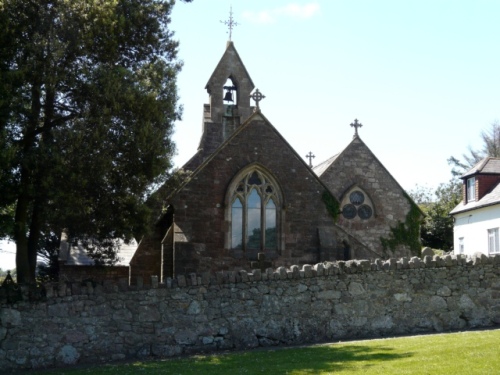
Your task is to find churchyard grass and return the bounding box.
[41,329,499,374]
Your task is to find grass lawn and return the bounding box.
[40,329,500,375]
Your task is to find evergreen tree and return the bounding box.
[0,0,189,283]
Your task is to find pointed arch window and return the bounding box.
[230,170,279,251]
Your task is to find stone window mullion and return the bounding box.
[229,169,281,251]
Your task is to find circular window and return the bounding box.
[358,204,373,220]
[350,191,365,205]
[342,204,357,219]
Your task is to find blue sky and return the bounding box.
[1,0,499,270]
[170,0,499,190]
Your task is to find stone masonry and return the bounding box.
[1,254,499,371]
[316,136,419,259]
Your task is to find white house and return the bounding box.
[450,157,500,257]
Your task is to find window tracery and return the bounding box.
[340,187,374,220]
[230,170,279,251]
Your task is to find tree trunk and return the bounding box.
[14,80,42,284]
[27,197,43,280]
[14,166,33,284]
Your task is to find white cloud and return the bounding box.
[243,2,320,24]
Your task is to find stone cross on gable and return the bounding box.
[250,89,266,112]
[305,152,315,168]
[220,6,239,41]
[250,253,273,272]
[350,118,363,137]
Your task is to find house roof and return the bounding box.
[461,157,500,178]
[450,182,500,215]
[60,239,137,266]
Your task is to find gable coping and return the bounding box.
[162,110,336,211]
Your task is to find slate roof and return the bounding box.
[313,153,340,177]
[461,157,500,178]
[451,183,500,215]
[61,239,137,266]
[451,157,500,214]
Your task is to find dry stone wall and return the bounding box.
[1,254,500,371]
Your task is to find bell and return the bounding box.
[223,90,233,102]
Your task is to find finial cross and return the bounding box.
[250,89,266,111]
[305,152,315,168]
[350,118,363,137]
[221,6,239,41]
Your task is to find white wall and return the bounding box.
[453,204,500,256]
[0,240,16,270]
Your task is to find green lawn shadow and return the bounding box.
[134,344,412,374]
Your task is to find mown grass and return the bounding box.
[39,329,499,375]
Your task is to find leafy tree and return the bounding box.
[409,179,461,251]
[0,0,190,284]
[416,121,500,251]
[448,121,500,176]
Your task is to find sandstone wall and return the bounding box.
[1,254,499,371]
[318,137,419,258]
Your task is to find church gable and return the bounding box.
[316,131,419,258]
[162,113,335,275]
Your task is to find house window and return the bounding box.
[467,177,476,202]
[488,228,500,255]
[230,170,279,251]
[458,237,464,254]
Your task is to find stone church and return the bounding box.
[127,40,421,284]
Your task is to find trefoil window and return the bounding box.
[341,189,373,220]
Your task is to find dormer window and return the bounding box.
[467,177,476,202]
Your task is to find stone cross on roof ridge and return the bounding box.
[220,6,239,41]
[305,152,315,167]
[250,89,266,112]
[350,118,363,138]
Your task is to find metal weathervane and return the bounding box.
[221,6,239,41]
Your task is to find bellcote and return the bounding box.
[204,41,255,124]
[184,41,258,171]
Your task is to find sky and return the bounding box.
[1,0,499,271]
[169,0,499,189]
